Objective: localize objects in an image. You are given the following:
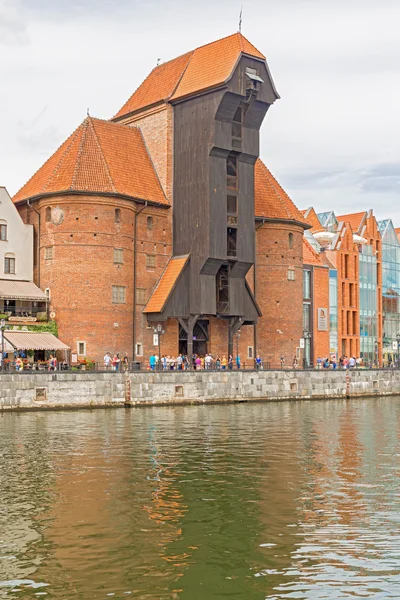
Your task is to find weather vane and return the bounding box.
[239,6,243,32]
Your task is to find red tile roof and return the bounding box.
[303,238,326,267]
[144,255,189,313]
[336,211,366,232]
[114,33,266,119]
[254,159,308,226]
[13,117,168,205]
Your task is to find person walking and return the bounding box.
[228,354,233,370]
[236,354,241,370]
[215,355,221,370]
[255,355,262,370]
[149,353,156,371]
[221,356,227,370]
[122,352,129,372]
[104,352,112,370]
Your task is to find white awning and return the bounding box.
[3,331,69,351]
[0,280,48,301]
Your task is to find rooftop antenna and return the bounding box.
[87,107,90,116]
[157,58,161,66]
[238,6,243,32]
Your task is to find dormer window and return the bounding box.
[245,67,264,102]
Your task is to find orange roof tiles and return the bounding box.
[301,207,324,232]
[254,159,309,226]
[303,238,326,267]
[114,33,265,119]
[336,211,366,232]
[144,255,189,313]
[13,117,168,205]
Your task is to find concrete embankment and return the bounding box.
[0,369,399,410]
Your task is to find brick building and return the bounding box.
[13,32,308,365]
[302,208,382,365]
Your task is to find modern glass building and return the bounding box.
[329,269,338,357]
[359,244,378,364]
[378,219,400,363]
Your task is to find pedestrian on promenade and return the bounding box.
[195,355,201,370]
[255,355,262,370]
[348,356,356,369]
[123,352,129,371]
[177,354,183,370]
[216,355,221,370]
[280,355,285,369]
[149,353,156,371]
[316,356,322,370]
[104,352,112,370]
[15,356,23,371]
[221,356,227,370]
[236,354,241,370]
[48,354,57,371]
[228,354,233,370]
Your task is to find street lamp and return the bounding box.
[153,324,164,370]
[236,329,241,369]
[303,329,312,368]
[0,318,6,372]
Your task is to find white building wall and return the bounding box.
[0,187,33,281]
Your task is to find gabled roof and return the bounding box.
[114,32,266,119]
[254,159,309,227]
[302,207,324,231]
[13,117,168,206]
[144,255,189,314]
[303,238,327,267]
[336,211,366,233]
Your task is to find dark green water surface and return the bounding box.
[1,399,400,599]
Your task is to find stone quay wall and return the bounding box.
[1,369,400,411]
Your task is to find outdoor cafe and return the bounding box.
[0,329,70,370]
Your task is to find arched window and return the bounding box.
[115,208,121,224]
[4,253,16,274]
[288,233,293,249]
[147,216,153,231]
[45,207,51,222]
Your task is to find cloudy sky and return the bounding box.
[1,0,399,222]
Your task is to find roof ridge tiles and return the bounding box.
[88,117,118,193]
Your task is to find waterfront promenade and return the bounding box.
[1,367,399,410]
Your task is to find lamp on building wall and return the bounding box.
[0,318,6,372]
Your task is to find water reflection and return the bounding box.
[0,399,399,599]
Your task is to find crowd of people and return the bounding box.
[103,352,130,371]
[147,353,263,371]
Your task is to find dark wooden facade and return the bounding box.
[148,54,279,357]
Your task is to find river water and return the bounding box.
[1,399,400,599]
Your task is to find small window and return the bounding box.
[4,256,15,274]
[227,195,237,214]
[288,268,295,281]
[136,288,147,305]
[135,343,143,357]
[114,248,124,264]
[227,227,237,257]
[247,346,253,359]
[115,208,121,224]
[0,224,7,241]
[288,233,293,249]
[146,254,156,268]
[45,247,53,260]
[112,285,126,304]
[303,270,311,299]
[77,341,86,356]
[147,216,153,230]
[45,207,51,222]
[227,154,238,189]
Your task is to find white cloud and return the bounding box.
[1,0,400,223]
